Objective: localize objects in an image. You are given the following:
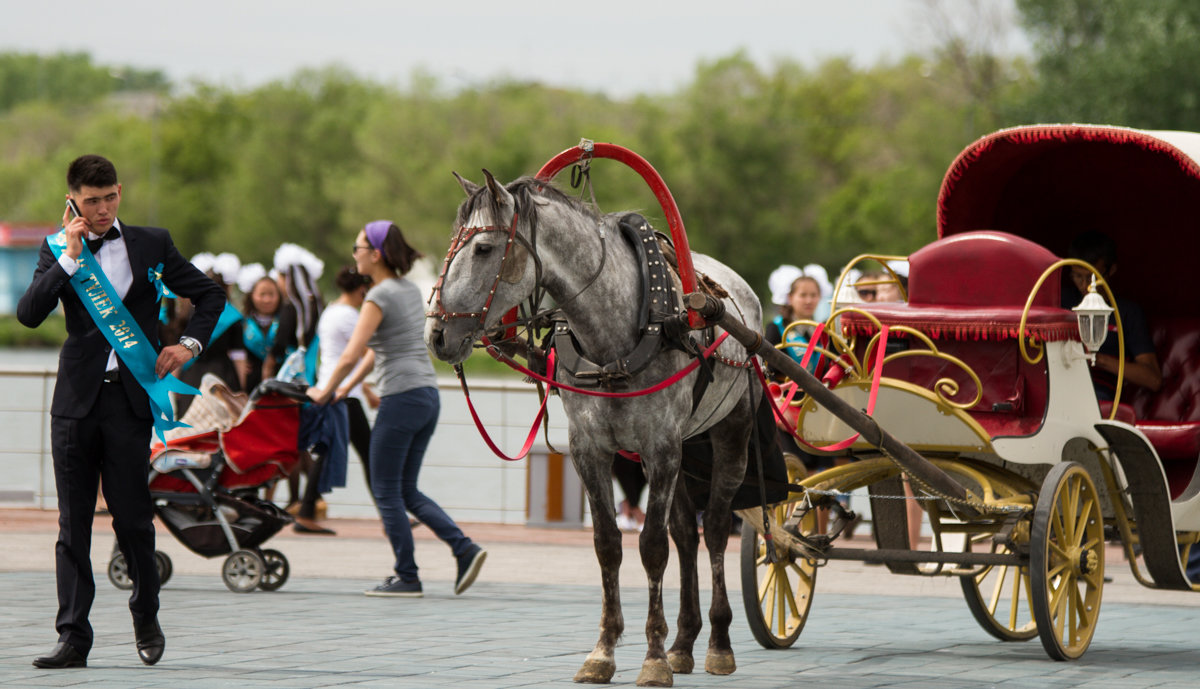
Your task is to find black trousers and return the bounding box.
[50,381,158,655]
[346,397,372,490]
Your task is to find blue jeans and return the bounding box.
[370,387,471,581]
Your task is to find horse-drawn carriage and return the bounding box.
[741,124,1200,661]
[427,126,1200,684]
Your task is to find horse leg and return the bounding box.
[699,413,751,675]
[572,450,624,684]
[666,476,700,674]
[635,441,681,688]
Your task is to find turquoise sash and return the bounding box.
[47,230,199,441]
[773,315,822,374]
[242,318,278,361]
[181,302,243,372]
[304,334,319,385]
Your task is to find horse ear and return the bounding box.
[482,168,515,207]
[452,171,480,197]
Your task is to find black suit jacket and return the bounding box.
[17,222,227,420]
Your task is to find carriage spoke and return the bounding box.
[757,564,777,606]
[1051,584,1066,638]
[1047,558,1069,580]
[788,560,813,589]
[1048,539,1070,563]
[1007,568,1025,630]
[1063,485,1080,542]
[981,565,1005,614]
[1072,502,1092,542]
[1051,506,1067,546]
[1070,581,1092,629]
[776,571,793,632]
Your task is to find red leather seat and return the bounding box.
[1130,317,1200,498]
[840,232,1078,439]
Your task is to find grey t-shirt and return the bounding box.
[365,277,438,397]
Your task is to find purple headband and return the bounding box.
[364,220,392,251]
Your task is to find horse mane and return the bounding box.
[455,175,601,232]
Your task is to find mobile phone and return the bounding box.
[65,198,82,219]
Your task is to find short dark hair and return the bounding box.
[67,155,118,191]
[1068,230,1118,269]
[334,265,370,293]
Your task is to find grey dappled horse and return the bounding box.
[425,171,761,687]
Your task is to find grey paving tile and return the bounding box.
[6,572,1200,688]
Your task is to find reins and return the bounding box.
[757,324,890,453]
[457,332,734,460]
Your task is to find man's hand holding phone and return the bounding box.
[62,197,90,260]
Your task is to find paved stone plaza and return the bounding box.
[2,512,1200,688]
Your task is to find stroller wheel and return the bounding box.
[107,553,134,590]
[155,551,174,587]
[258,549,290,591]
[222,549,265,593]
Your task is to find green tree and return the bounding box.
[0,52,167,113]
[1016,0,1200,128]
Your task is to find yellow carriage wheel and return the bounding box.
[1030,462,1105,660]
[741,455,817,649]
[959,534,1038,641]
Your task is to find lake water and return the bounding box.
[0,348,59,370]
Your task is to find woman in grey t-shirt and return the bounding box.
[307,220,486,597]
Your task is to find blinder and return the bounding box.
[499,240,529,284]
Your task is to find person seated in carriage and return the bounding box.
[1063,230,1163,401]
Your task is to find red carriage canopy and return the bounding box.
[937,124,1200,320]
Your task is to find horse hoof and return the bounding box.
[666,650,694,674]
[704,649,737,675]
[574,657,616,684]
[636,658,673,687]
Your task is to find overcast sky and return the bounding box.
[3,1,1027,97]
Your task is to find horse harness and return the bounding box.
[552,213,747,397]
[428,193,749,401]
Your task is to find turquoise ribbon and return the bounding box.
[303,334,319,385]
[773,315,821,374]
[147,262,175,300]
[242,318,278,361]
[47,230,200,442]
[181,302,243,372]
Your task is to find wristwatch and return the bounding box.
[179,336,201,359]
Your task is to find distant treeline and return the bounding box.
[3,1,1198,301]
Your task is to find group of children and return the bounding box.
[163,244,365,532]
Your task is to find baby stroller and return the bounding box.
[106,375,309,593]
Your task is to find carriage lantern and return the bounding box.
[1071,273,1113,364]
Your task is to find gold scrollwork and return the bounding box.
[779,306,984,412]
[1019,259,1124,418]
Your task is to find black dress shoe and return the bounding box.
[32,642,87,669]
[134,618,165,666]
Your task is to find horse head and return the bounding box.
[425,169,538,364]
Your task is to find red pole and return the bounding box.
[536,141,705,328]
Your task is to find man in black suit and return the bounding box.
[18,155,226,669]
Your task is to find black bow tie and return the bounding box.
[85,227,121,254]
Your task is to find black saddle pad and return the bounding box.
[681,386,789,511]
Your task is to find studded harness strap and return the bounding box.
[552,213,690,389]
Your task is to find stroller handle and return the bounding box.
[250,378,311,404]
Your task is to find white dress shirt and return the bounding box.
[57,219,132,373]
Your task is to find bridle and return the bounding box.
[426,184,609,345]
[426,207,527,330]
